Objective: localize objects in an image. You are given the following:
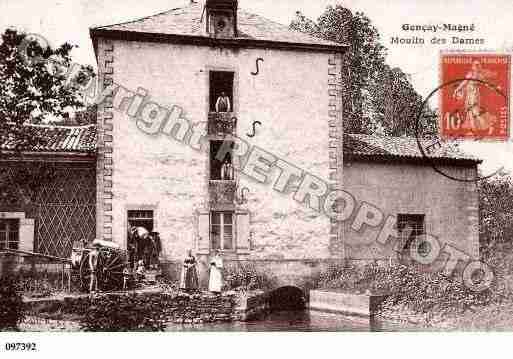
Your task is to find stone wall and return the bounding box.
[162,292,236,324]
[96,38,337,263]
[342,159,479,267]
[24,290,270,324]
[162,257,346,291]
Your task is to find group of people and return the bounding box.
[125,226,225,294]
[180,249,224,294]
[127,226,162,271]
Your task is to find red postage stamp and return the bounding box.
[440,53,511,140]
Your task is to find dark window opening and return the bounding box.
[397,214,425,254]
[0,219,19,250]
[210,140,234,180]
[269,286,306,311]
[209,11,231,30]
[127,210,154,232]
[210,71,234,112]
[211,211,234,250]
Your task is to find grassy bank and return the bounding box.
[308,260,513,330]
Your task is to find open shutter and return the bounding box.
[18,218,35,252]
[196,211,210,254]
[236,211,250,253]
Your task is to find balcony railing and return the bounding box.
[208,112,237,136]
[209,180,236,207]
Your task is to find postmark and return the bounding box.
[17,33,51,66]
[414,78,506,183]
[439,53,510,140]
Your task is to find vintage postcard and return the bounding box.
[0,0,512,357]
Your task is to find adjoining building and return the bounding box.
[0,125,96,259]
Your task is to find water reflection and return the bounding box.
[166,310,373,332]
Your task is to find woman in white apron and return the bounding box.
[208,250,224,294]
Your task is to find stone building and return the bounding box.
[0,1,480,285]
[89,0,347,282]
[342,134,480,272]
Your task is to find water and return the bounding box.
[166,309,379,332]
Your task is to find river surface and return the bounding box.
[165,309,412,332]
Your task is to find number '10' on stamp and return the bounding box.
[440,53,511,141]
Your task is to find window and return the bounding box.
[0,219,19,250]
[208,10,235,37]
[397,214,425,255]
[211,211,234,250]
[127,210,154,232]
[209,71,234,112]
[210,140,234,180]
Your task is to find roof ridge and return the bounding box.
[92,3,198,30]
[90,3,344,49]
[348,133,424,140]
[24,123,96,130]
[237,9,337,45]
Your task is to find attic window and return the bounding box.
[206,6,237,37]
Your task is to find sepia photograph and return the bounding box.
[0,0,513,355]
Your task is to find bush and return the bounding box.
[376,265,495,314]
[310,262,497,316]
[224,262,277,291]
[0,277,25,330]
[80,293,165,332]
[15,268,66,298]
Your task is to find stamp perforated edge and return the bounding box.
[438,49,512,142]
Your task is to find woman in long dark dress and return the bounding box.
[180,249,199,292]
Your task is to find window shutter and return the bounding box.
[197,211,210,254]
[18,218,34,252]
[236,212,250,253]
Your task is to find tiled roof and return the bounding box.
[344,133,480,163]
[0,124,478,163]
[91,2,343,49]
[0,125,97,154]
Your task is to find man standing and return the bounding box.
[88,241,101,293]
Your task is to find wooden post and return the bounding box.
[61,263,65,291]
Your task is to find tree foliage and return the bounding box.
[0,163,57,208]
[480,175,513,251]
[290,6,436,136]
[0,29,93,150]
[370,65,437,136]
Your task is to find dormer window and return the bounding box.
[205,0,238,38]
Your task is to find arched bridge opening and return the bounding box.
[268,286,306,311]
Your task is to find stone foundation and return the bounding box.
[23,289,270,324]
[309,289,386,317]
[232,290,269,321]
